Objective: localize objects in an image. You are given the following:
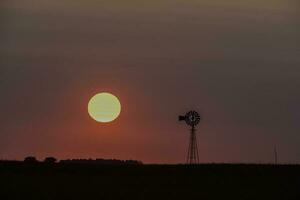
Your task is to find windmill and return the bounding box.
[179,111,201,164]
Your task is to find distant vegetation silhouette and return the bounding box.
[60,158,143,165]
[4,157,143,165]
[44,157,57,164]
[24,156,38,164]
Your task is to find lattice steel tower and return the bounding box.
[179,111,201,164]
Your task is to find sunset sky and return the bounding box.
[1,0,299,164]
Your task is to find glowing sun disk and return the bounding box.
[88,92,121,123]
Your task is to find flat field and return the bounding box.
[0,162,299,200]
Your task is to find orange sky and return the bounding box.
[0,0,299,164]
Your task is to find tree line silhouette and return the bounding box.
[21,156,143,165]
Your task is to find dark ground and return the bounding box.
[0,162,299,200]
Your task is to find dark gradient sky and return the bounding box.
[1,0,300,163]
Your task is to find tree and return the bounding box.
[24,156,38,163]
[44,157,57,164]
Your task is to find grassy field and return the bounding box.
[0,162,299,200]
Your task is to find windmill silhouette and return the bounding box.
[179,111,201,164]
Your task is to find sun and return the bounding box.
[88,92,121,123]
